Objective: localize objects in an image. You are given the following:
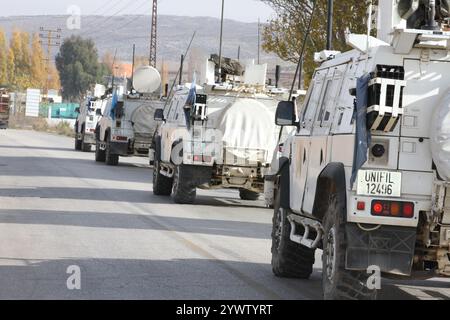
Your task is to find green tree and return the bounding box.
[261,0,370,85]
[0,29,7,86]
[55,36,108,101]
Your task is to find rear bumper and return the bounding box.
[214,165,266,192]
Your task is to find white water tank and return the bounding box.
[431,89,450,181]
[132,66,161,94]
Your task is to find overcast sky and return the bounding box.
[0,0,274,23]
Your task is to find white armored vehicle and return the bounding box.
[95,66,163,165]
[75,84,107,152]
[269,0,450,300]
[152,61,282,204]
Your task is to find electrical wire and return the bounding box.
[100,1,151,34]
[79,0,142,37]
[76,0,124,33]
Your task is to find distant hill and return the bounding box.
[0,15,295,72]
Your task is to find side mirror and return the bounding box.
[74,107,80,114]
[96,109,102,116]
[154,108,165,122]
[275,101,297,126]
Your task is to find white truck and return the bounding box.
[75,84,107,152]
[152,63,282,204]
[269,0,450,300]
[95,67,163,165]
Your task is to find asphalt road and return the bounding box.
[0,129,448,300]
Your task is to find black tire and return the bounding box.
[271,190,315,278]
[75,137,82,151]
[322,192,377,300]
[153,160,173,196]
[239,189,260,201]
[172,165,196,204]
[95,139,106,162]
[105,135,119,166]
[81,134,91,152]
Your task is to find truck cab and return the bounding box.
[270,0,450,300]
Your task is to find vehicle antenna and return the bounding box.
[163,31,197,109]
[289,0,317,101]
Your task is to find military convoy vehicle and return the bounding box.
[152,60,282,204]
[75,84,107,152]
[269,0,450,300]
[95,66,163,165]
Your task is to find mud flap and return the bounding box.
[345,223,416,276]
[110,142,129,155]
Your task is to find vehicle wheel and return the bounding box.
[322,192,377,300]
[153,160,173,196]
[81,134,91,152]
[75,137,82,151]
[105,135,119,166]
[271,189,315,278]
[172,165,196,204]
[239,189,260,201]
[95,140,106,162]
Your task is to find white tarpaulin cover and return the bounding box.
[431,89,450,181]
[130,102,159,134]
[217,98,277,165]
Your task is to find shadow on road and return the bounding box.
[0,257,323,300]
[0,256,446,300]
[0,145,75,152]
[0,156,151,183]
[0,209,271,239]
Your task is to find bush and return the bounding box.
[54,121,74,137]
[32,118,49,132]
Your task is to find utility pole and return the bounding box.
[218,0,225,82]
[149,0,158,68]
[257,18,261,65]
[326,0,333,50]
[39,27,61,99]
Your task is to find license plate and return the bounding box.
[357,170,401,197]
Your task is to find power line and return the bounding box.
[75,0,124,33]
[79,0,141,37]
[97,2,151,35]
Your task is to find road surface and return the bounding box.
[0,129,448,300]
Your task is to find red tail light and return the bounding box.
[357,201,366,211]
[402,202,414,218]
[371,200,414,218]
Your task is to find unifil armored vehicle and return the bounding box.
[95,66,163,165]
[269,0,450,299]
[152,58,283,204]
[75,84,107,152]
